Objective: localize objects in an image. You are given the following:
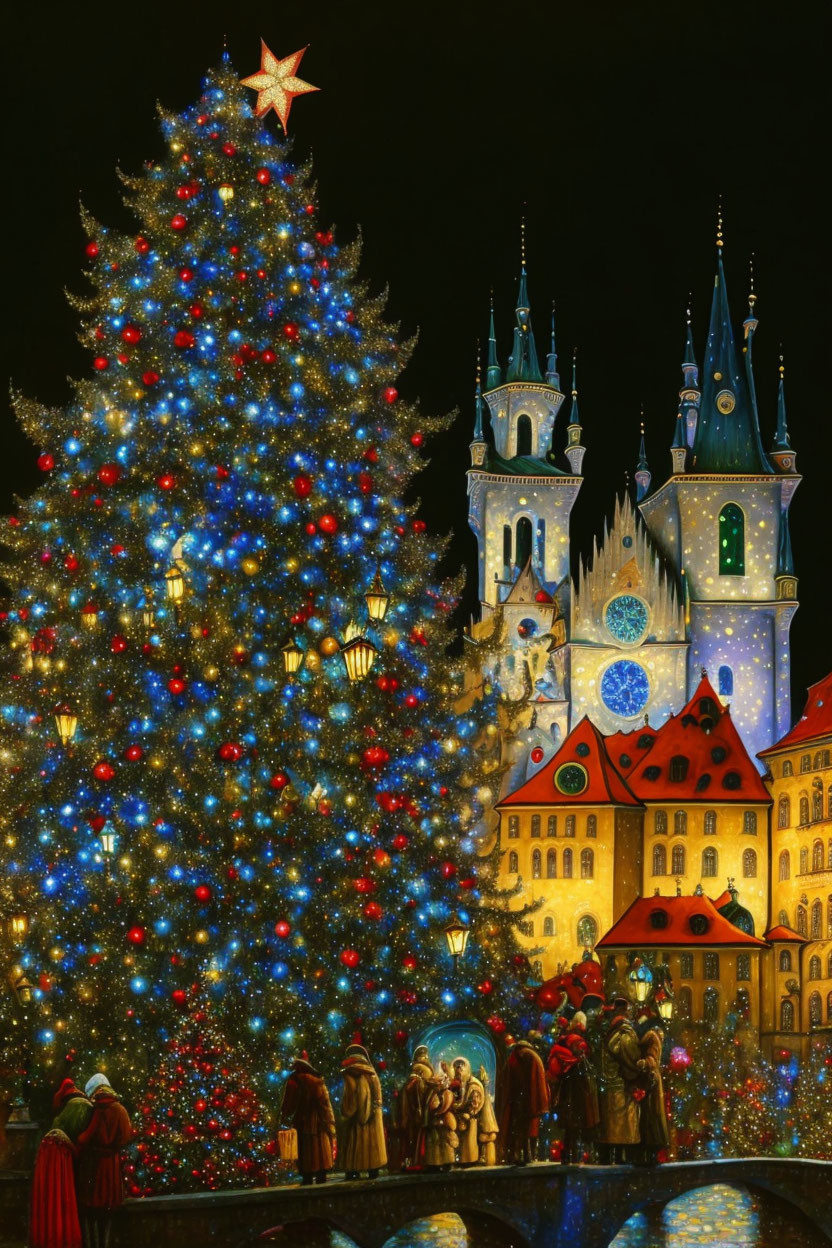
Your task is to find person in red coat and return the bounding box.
[28,1079,93,1248]
[280,1053,337,1185]
[76,1074,133,1248]
[498,1037,549,1164]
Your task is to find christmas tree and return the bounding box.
[792,1036,832,1158]
[0,50,532,1109]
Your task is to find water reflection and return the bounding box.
[610,1183,818,1248]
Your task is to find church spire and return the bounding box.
[506,220,543,383]
[564,349,586,476]
[470,348,488,468]
[545,302,560,389]
[486,295,501,390]
[691,205,771,474]
[769,351,797,474]
[680,295,701,448]
[742,254,763,454]
[635,417,651,502]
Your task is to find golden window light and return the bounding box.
[81,603,99,629]
[8,913,29,942]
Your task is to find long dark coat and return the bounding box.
[637,1028,670,1148]
[598,1016,641,1146]
[499,1041,549,1153]
[280,1062,336,1175]
[76,1092,133,1209]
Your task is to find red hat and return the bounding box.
[52,1078,83,1112]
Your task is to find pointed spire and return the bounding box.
[568,349,580,425]
[486,294,501,389]
[680,295,701,450]
[564,349,586,476]
[545,302,560,389]
[743,254,763,448]
[506,217,543,383]
[773,350,792,450]
[691,205,771,474]
[473,348,484,441]
[635,414,652,502]
[683,294,698,376]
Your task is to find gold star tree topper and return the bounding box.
[240,39,319,133]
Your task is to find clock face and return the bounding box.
[601,659,650,717]
[604,593,649,644]
[554,762,588,795]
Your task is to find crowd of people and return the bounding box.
[281,999,670,1184]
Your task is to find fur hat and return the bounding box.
[344,1044,371,1062]
[84,1073,113,1098]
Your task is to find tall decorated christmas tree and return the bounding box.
[0,47,533,1114]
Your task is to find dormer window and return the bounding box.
[670,755,689,782]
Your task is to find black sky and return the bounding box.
[3,1,829,706]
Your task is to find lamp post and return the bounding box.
[7,913,29,943]
[444,914,470,974]
[53,701,78,747]
[341,625,378,682]
[99,823,117,856]
[628,959,653,1004]
[364,569,390,623]
[281,639,305,676]
[165,562,186,604]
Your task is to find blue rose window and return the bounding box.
[604,594,648,644]
[600,660,650,717]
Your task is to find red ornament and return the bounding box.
[168,677,187,695]
[402,954,418,970]
[179,267,194,282]
[124,745,144,761]
[37,453,55,472]
[412,519,427,533]
[85,241,99,258]
[127,926,146,945]
[293,475,312,498]
[340,949,360,969]
[282,322,300,341]
[93,761,115,782]
[318,513,338,534]
[171,989,188,1007]
[477,980,494,994]
[189,303,203,319]
[135,236,150,254]
[64,554,79,572]
[98,464,120,486]
[170,214,187,231]
[256,168,271,185]
[270,772,289,790]
[142,371,160,387]
[383,387,398,404]
[487,1015,507,1034]
[354,877,375,894]
[530,746,545,764]
[304,522,317,535]
[174,330,195,349]
[362,746,390,771]
[441,861,457,879]
[358,472,373,495]
[222,141,236,156]
[259,348,275,365]
[194,885,212,903]
[217,742,243,762]
[391,834,408,851]
[93,356,109,371]
[110,635,127,654]
[535,589,552,603]
[274,920,291,938]
[363,902,383,920]
[157,474,176,491]
[121,325,142,344]
[410,432,424,447]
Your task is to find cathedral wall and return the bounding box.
[569,641,688,734]
[470,477,578,606]
[674,478,783,601]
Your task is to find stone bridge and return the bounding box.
[109,1158,832,1248]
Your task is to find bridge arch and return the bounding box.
[382,1208,530,1248]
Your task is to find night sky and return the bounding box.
[4,2,828,707]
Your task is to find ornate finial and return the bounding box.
[748,253,756,307]
[779,345,785,379]
[521,214,527,271]
[716,195,724,254]
[571,346,578,396]
[700,665,707,678]
[686,293,692,325]
[476,340,482,390]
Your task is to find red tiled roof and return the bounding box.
[711,889,732,911]
[763,924,808,944]
[758,672,832,757]
[604,723,657,777]
[625,674,770,804]
[596,892,768,949]
[497,716,641,808]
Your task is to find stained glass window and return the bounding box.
[600,660,650,717]
[604,594,649,644]
[718,502,745,575]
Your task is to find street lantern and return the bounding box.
[81,603,99,630]
[281,639,305,675]
[444,914,471,967]
[10,968,33,1006]
[656,990,675,1022]
[99,823,117,855]
[628,960,653,1003]
[54,701,78,746]
[8,913,29,942]
[218,183,235,203]
[364,569,390,623]
[341,623,378,682]
[141,589,155,630]
[165,562,186,603]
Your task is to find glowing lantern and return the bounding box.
[8,913,28,942]
[99,823,117,855]
[444,914,471,967]
[10,968,33,1006]
[628,960,653,1004]
[218,183,235,203]
[141,590,155,630]
[54,701,78,746]
[81,603,99,629]
[364,569,390,622]
[165,562,186,603]
[281,640,305,675]
[341,622,377,682]
[656,990,675,1022]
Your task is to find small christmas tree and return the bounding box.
[719,1020,778,1157]
[792,1036,832,1159]
[129,988,278,1194]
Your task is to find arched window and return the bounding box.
[680,953,694,979]
[546,848,556,878]
[515,516,533,569]
[736,988,750,1015]
[778,909,789,926]
[782,759,793,777]
[743,810,757,836]
[800,846,809,873]
[677,986,692,1020]
[543,916,555,937]
[779,949,792,972]
[779,850,790,881]
[828,788,832,819]
[704,952,720,979]
[565,815,576,838]
[809,955,822,980]
[702,846,718,877]
[581,848,594,879]
[547,815,557,837]
[704,986,720,1024]
[532,959,543,980]
[800,754,811,773]
[562,847,573,878]
[508,850,519,873]
[813,784,823,822]
[655,810,668,835]
[502,524,512,571]
[736,953,751,981]
[670,755,689,782]
[531,814,541,838]
[718,503,745,575]
[811,899,822,939]
[743,848,757,878]
[829,839,832,869]
[672,843,686,875]
[577,915,598,948]
[586,814,597,839]
[704,810,717,835]
[674,810,687,835]
[813,839,824,871]
[508,815,519,839]
[653,844,667,876]
[532,849,542,878]
[780,999,794,1032]
[718,665,734,697]
[796,905,807,937]
[809,992,822,1026]
[828,952,832,978]
[535,518,546,569]
[828,897,832,939]
[778,795,790,829]
[516,413,533,457]
[827,992,832,1023]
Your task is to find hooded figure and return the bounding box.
[452,1057,499,1166]
[396,1045,434,1170]
[599,1001,641,1162]
[422,1067,458,1171]
[498,1038,549,1163]
[339,1045,387,1180]
[280,1054,337,1184]
[76,1075,133,1248]
[552,1011,600,1163]
[637,1027,669,1159]
[28,1080,93,1248]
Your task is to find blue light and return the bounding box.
[131,977,148,994]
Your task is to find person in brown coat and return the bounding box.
[396,1045,434,1170]
[636,1026,669,1163]
[339,1044,387,1181]
[498,1037,550,1164]
[551,1012,600,1164]
[598,999,641,1164]
[280,1053,337,1185]
[422,1071,458,1172]
[76,1074,133,1248]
